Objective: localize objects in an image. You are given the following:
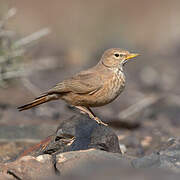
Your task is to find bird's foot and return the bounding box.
[94,117,108,126]
[74,105,108,126]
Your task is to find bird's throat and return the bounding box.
[101,61,123,72]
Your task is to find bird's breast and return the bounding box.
[106,71,125,101]
[89,70,125,106]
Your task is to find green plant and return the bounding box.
[0,8,50,87]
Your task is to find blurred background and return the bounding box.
[0,0,180,161]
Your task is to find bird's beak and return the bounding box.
[125,53,140,60]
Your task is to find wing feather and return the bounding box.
[46,69,102,95]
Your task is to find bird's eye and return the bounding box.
[114,53,120,57]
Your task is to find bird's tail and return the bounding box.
[18,94,53,111]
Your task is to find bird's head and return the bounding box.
[100,48,139,70]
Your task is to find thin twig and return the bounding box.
[14,28,51,49]
[0,8,17,29]
[0,58,60,81]
[0,8,51,88]
[0,30,15,37]
[0,70,28,81]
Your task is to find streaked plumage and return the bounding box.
[18,48,139,124]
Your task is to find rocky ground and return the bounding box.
[0,64,180,179]
[0,108,180,179]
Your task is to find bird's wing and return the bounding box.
[47,70,103,95]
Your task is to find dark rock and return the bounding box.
[21,113,120,157]
[131,138,180,172]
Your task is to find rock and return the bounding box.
[2,112,180,179]
[0,155,54,179]
[55,150,180,180]
[55,149,130,175]
[1,148,180,179]
[21,113,120,157]
[0,149,129,180]
[131,138,180,173]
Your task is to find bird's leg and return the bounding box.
[75,106,107,126]
[87,107,108,126]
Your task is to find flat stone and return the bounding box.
[55,149,130,175]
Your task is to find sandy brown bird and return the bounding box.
[18,48,139,124]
